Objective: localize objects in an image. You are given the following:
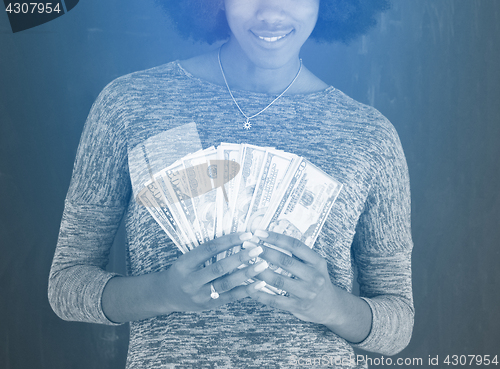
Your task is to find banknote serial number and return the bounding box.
[5,2,62,14]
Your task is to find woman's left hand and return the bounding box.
[246,229,373,343]
[246,230,340,326]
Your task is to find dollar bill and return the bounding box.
[182,147,218,242]
[153,171,199,250]
[245,149,299,233]
[158,161,205,247]
[230,144,268,233]
[215,144,266,259]
[136,181,191,254]
[213,144,241,259]
[248,158,342,295]
[216,143,242,235]
[260,158,342,248]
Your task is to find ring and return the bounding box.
[210,283,219,299]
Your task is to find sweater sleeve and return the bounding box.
[48,80,131,325]
[350,123,414,355]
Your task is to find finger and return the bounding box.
[246,281,298,311]
[259,245,325,286]
[178,232,253,270]
[206,284,250,307]
[194,242,265,285]
[254,230,325,266]
[213,259,269,294]
[256,268,319,300]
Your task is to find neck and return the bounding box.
[218,38,302,94]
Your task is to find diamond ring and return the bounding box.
[210,283,219,299]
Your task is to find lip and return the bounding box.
[250,29,294,45]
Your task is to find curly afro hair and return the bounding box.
[155,0,390,44]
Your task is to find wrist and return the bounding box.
[102,272,173,323]
[322,288,372,343]
[321,286,348,328]
[150,271,176,316]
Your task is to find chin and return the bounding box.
[249,49,299,70]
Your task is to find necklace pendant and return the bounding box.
[243,119,252,130]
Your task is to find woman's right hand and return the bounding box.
[155,232,268,315]
[102,232,269,323]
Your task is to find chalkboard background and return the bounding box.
[1,0,499,367]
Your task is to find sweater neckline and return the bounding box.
[174,60,336,100]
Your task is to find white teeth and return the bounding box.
[258,34,287,42]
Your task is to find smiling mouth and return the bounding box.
[255,30,293,43]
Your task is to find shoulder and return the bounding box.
[303,88,406,175]
[82,62,185,134]
[320,88,401,146]
[99,61,185,97]
[88,61,196,118]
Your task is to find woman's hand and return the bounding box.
[156,232,268,314]
[246,230,372,343]
[102,232,269,323]
[245,230,336,324]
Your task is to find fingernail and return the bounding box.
[248,246,264,258]
[254,280,267,290]
[242,241,258,249]
[250,236,260,244]
[239,232,253,241]
[253,260,268,273]
[254,230,269,239]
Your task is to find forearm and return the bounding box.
[323,287,372,344]
[102,273,170,323]
[48,201,128,324]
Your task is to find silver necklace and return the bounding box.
[217,46,302,130]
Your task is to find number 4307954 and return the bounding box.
[5,3,62,14]
[444,355,498,366]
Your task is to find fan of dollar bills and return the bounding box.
[137,143,342,260]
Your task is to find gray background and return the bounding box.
[1,0,499,367]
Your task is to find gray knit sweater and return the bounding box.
[48,61,414,368]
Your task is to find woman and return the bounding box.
[49,0,414,367]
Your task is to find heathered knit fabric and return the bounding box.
[48,61,414,368]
